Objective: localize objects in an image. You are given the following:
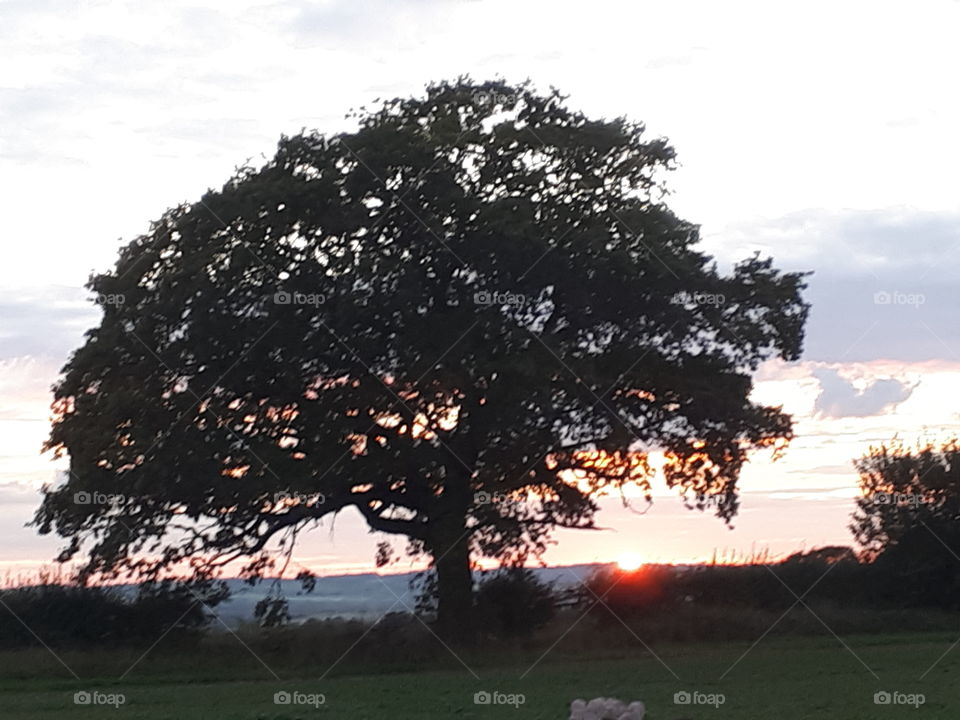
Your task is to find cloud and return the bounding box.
[786,464,857,476]
[0,285,100,360]
[812,367,916,418]
[707,208,960,363]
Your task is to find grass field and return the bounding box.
[2,631,959,719]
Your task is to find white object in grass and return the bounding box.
[569,696,645,720]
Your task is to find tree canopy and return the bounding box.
[35,78,809,633]
[851,438,960,607]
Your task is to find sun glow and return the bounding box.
[616,552,645,572]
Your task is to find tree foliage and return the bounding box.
[34,78,809,629]
[851,438,960,606]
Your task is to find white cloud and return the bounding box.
[813,367,917,418]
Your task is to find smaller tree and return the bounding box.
[851,438,960,607]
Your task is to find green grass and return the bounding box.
[2,632,959,718]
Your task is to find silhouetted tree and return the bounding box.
[34,78,809,639]
[851,438,960,607]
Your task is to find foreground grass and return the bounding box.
[1,631,959,719]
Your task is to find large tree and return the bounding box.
[35,79,808,637]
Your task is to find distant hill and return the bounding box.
[212,563,606,626]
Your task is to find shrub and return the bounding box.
[474,567,556,638]
[581,565,675,618]
[0,579,225,649]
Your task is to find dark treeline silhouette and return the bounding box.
[0,579,225,649]
[585,548,945,623]
[10,437,957,652]
[1,547,953,652]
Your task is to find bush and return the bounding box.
[581,565,675,618]
[474,567,556,638]
[0,579,225,649]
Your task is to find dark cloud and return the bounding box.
[812,367,916,418]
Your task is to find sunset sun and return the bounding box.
[616,552,645,572]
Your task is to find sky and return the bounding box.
[2,0,960,578]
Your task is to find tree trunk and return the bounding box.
[432,525,475,644]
